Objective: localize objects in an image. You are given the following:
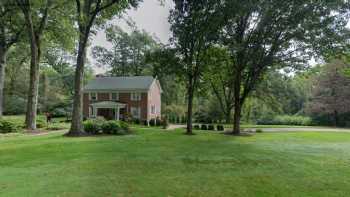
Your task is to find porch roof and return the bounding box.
[90,101,126,108]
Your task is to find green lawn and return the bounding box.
[1,128,350,196]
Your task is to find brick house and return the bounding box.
[83,76,162,122]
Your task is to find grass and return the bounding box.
[1,127,350,196]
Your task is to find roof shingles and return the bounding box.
[84,76,155,91]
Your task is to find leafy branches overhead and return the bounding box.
[92,25,159,76]
[220,0,350,134]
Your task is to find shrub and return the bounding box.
[201,124,208,130]
[0,119,22,133]
[257,115,313,126]
[36,118,46,128]
[208,125,215,130]
[101,121,120,135]
[149,119,156,126]
[133,119,141,125]
[3,95,26,115]
[193,125,200,130]
[119,121,131,135]
[256,129,263,133]
[156,118,162,126]
[217,125,224,131]
[51,108,67,117]
[83,119,103,134]
[161,118,169,129]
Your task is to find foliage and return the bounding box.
[193,125,200,130]
[200,124,208,130]
[256,129,263,133]
[83,119,103,134]
[161,117,169,129]
[169,0,224,134]
[257,115,313,126]
[3,95,27,115]
[216,125,224,131]
[306,59,350,126]
[93,24,159,76]
[0,119,22,133]
[207,125,215,130]
[101,120,120,135]
[219,0,350,133]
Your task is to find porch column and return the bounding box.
[116,107,120,121]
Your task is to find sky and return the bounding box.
[90,0,174,73]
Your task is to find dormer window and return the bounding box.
[131,92,141,101]
[110,92,119,101]
[90,92,97,101]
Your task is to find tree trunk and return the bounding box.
[0,46,6,117]
[67,32,88,136]
[225,108,231,124]
[25,40,39,130]
[186,82,194,135]
[334,110,339,127]
[232,73,242,135]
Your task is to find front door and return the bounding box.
[97,108,113,120]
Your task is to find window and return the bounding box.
[131,107,141,119]
[110,92,119,101]
[131,92,141,101]
[90,92,97,101]
[151,105,156,114]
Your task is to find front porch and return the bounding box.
[89,101,127,121]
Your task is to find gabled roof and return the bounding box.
[83,76,158,91]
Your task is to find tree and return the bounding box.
[68,0,140,136]
[307,59,350,127]
[0,1,24,116]
[16,0,75,129]
[202,47,234,123]
[169,0,223,134]
[93,24,158,76]
[220,0,350,134]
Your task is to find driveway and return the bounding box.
[167,124,350,133]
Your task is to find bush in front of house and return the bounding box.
[133,119,141,125]
[0,119,22,133]
[149,118,156,126]
[208,125,215,131]
[201,124,208,130]
[83,119,103,134]
[193,125,200,130]
[217,125,224,131]
[101,120,120,135]
[119,121,131,135]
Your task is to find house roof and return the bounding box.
[83,76,158,91]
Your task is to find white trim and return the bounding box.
[89,92,97,101]
[130,92,141,101]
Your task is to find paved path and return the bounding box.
[246,127,350,133]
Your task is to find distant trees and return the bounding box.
[0,1,24,117]
[307,59,350,127]
[93,25,158,76]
